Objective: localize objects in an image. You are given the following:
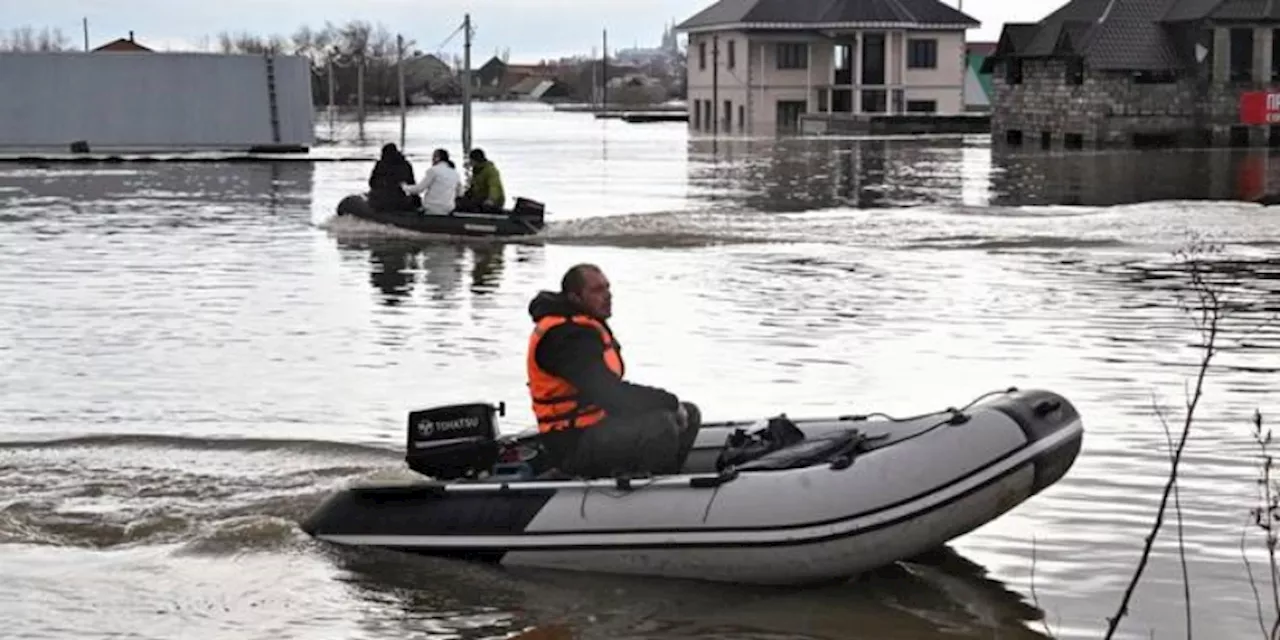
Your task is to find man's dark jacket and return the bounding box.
[528,290,678,417]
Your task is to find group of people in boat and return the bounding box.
[367,143,505,216]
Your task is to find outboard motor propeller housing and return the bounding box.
[405,401,505,480]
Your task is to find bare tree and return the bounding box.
[0,26,71,52]
[1104,235,1277,639]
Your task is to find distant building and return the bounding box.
[93,31,152,53]
[674,0,980,136]
[964,42,996,111]
[982,0,1280,149]
[506,76,570,101]
[471,56,559,96]
[403,53,458,102]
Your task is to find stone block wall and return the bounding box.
[1091,70,1201,145]
[990,59,1204,148]
[991,59,1105,144]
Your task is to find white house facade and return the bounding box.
[675,0,981,136]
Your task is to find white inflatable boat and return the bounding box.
[300,387,1084,585]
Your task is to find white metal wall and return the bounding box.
[0,51,314,152]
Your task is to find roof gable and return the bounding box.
[93,38,153,52]
[985,0,1188,71]
[992,23,1041,56]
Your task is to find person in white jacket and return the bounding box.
[401,148,462,215]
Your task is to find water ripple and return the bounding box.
[1,106,1280,640]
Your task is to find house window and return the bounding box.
[1064,133,1084,149]
[699,41,706,70]
[1230,125,1250,147]
[776,43,808,70]
[861,33,886,85]
[738,104,745,131]
[727,40,736,69]
[1006,58,1023,85]
[1133,70,1178,84]
[1272,29,1280,82]
[861,89,887,113]
[776,100,807,132]
[907,39,937,69]
[724,100,732,130]
[906,99,937,113]
[693,100,701,130]
[1066,58,1084,85]
[1229,28,1253,82]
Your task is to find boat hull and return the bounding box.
[300,388,1084,585]
[334,193,545,238]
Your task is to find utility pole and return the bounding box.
[82,18,89,51]
[397,34,407,149]
[357,52,366,140]
[462,14,473,157]
[602,29,609,113]
[327,54,335,141]
[712,35,719,135]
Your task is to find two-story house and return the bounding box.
[674,0,981,136]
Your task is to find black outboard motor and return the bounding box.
[511,197,545,225]
[405,401,505,480]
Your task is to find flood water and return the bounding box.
[1,103,1279,640]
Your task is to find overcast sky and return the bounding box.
[10,0,1062,60]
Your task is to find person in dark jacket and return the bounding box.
[367,143,419,212]
[525,263,700,478]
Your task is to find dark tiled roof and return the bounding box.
[1161,0,1220,20]
[1003,23,1041,51]
[1087,0,1184,69]
[1208,0,1280,19]
[988,0,1201,71]
[675,0,980,30]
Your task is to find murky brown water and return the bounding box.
[1,103,1278,640]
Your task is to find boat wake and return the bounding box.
[305,198,1280,262]
[0,433,409,554]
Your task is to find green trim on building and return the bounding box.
[967,53,993,99]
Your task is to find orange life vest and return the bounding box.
[526,314,625,432]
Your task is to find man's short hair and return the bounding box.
[561,263,601,296]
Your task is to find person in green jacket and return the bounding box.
[457,148,506,213]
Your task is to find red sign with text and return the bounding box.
[1240,91,1280,124]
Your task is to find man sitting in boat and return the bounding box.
[456,148,505,213]
[526,263,701,479]
[367,143,420,212]
[400,148,462,216]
